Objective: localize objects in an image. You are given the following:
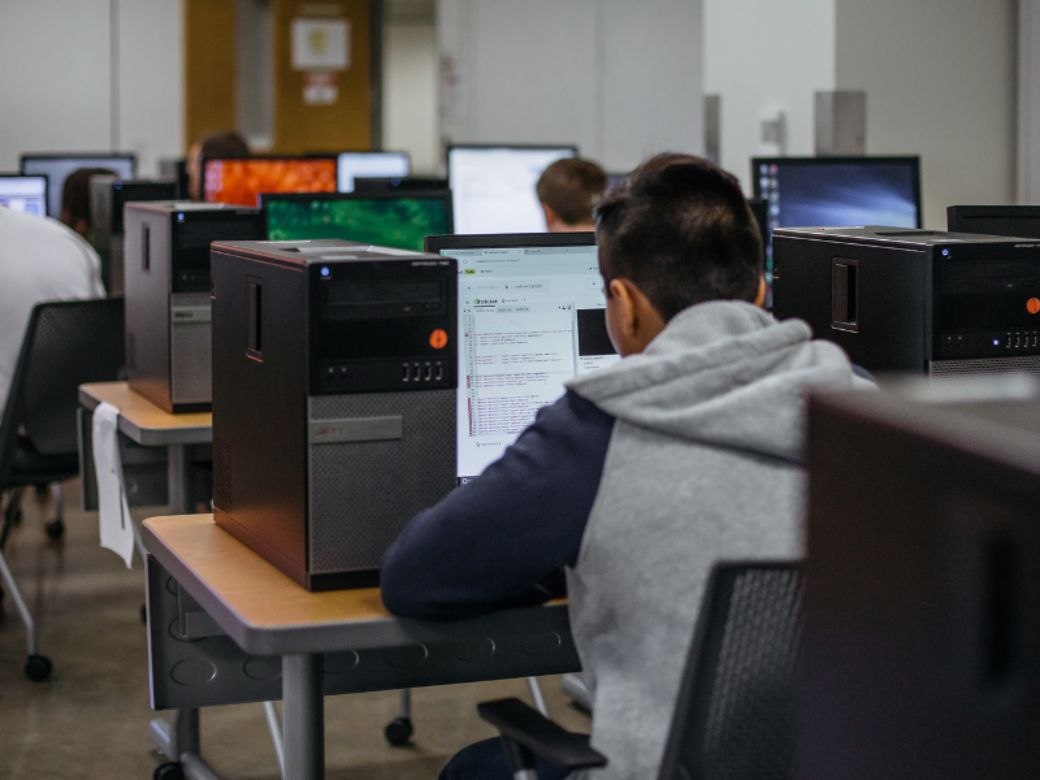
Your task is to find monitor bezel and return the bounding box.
[425,230,595,255]
[0,173,50,216]
[19,151,138,172]
[261,189,456,238]
[750,155,923,229]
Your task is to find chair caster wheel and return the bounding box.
[25,654,52,681]
[154,762,184,780]
[44,519,64,541]
[384,716,413,746]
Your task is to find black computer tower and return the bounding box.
[210,239,458,590]
[801,389,1040,778]
[90,177,178,293]
[772,226,1040,375]
[124,201,264,413]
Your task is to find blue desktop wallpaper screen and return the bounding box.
[761,161,919,229]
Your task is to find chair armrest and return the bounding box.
[477,697,607,771]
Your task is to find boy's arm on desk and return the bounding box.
[380,391,614,620]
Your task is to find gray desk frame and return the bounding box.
[142,530,580,780]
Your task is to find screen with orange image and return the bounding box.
[202,157,337,206]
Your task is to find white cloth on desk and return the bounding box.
[92,401,135,568]
[0,207,105,411]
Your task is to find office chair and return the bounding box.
[0,297,125,681]
[478,561,804,779]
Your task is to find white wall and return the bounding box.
[437,0,704,173]
[0,0,183,176]
[834,0,1017,229]
[383,16,440,173]
[704,0,837,192]
[1019,0,1040,202]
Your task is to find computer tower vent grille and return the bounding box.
[307,390,457,574]
[170,300,212,404]
[928,356,1040,378]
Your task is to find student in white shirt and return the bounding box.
[0,206,105,412]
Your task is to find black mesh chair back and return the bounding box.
[657,561,804,780]
[1,298,124,470]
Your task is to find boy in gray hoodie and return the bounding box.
[381,153,867,778]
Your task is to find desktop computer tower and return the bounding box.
[800,388,1040,778]
[124,201,264,413]
[772,226,1040,375]
[90,177,178,293]
[210,239,458,590]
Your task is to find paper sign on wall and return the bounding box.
[292,18,350,71]
[303,72,339,105]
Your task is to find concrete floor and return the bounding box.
[0,482,589,779]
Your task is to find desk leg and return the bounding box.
[149,706,200,760]
[283,654,324,780]
[167,444,192,514]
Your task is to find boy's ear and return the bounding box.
[541,202,558,231]
[754,275,767,308]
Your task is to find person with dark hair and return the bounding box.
[536,157,608,232]
[381,153,869,779]
[60,166,116,239]
[186,129,249,200]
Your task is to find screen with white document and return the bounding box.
[0,175,48,216]
[337,151,411,193]
[427,232,618,481]
[447,145,577,234]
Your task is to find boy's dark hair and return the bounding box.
[61,166,116,225]
[198,130,250,159]
[536,157,608,225]
[595,153,762,321]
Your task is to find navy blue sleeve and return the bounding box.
[380,390,615,619]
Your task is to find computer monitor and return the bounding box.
[800,386,1040,778]
[336,151,411,193]
[447,144,579,234]
[425,232,618,481]
[947,205,1040,239]
[20,153,136,218]
[353,176,449,193]
[202,156,337,206]
[0,174,48,216]
[752,156,921,290]
[263,191,454,252]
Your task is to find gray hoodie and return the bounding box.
[565,299,869,779]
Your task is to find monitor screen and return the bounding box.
[20,153,136,218]
[752,156,921,292]
[337,151,411,193]
[447,144,578,234]
[202,157,337,206]
[427,233,618,481]
[264,193,454,252]
[947,205,1040,239]
[0,174,48,216]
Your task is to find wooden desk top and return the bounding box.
[79,382,212,446]
[142,514,571,656]
[145,513,389,625]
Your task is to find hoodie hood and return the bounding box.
[568,300,866,462]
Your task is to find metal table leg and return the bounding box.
[167,443,192,514]
[283,654,324,780]
[151,442,201,767]
[149,706,200,760]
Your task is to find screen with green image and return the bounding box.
[265,195,454,251]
